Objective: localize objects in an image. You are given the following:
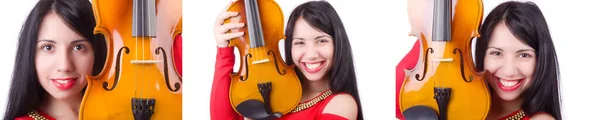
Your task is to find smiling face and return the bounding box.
[291,17,334,82]
[484,22,536,101]
[35,11,94,100]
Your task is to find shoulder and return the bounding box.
[322,93,358,120]
[529,113,555,120]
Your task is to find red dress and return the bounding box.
[396,40,421,120]
[498,109,530,120]
[173,34,182,77]
[15,110,56,120]
[211,47,350,120]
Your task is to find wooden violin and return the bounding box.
[79,0,182,119]
[399,0,490,119]
[225,0,302,119]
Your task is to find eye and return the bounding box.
[42,44,54,51]
[519,53,533,58]
[293,41,304,45]
[489,51,502,56]
[73,44,86,51]
[317,39,329,44]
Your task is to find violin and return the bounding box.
[399,0,490,119]
[225,0,302,119]
[79,0,182,119]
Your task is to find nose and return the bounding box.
[56,49,74,73]
[498,58,518,78]
[303,44,319,60]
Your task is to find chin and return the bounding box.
[48,92,75,100]
[495,90,521,101]
[304,76,325,81]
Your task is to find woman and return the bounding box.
[211,1,363,120]
[396,1,561,120]
[475,1,561,120]
[3,0,105,119]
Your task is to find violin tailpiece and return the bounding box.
[131,98,156,120]
[234,82,282,120]
[434,88,451,120]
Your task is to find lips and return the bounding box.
[494,76,524,92]
[301,61,324,73]
[52,77,77,90]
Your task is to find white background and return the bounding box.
[0,0,599,119]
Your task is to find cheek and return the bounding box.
[519,60,536,79]
[35,54,51,79]
[76,53,95,75]
[291,47,303,65]
[483,57,501,73]
[323,44,334,60]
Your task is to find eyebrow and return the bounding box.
[292,38,305,41]
[315,35,332,40]
[38,39,88,44]
[488,46,535,53]
[487,47,503,52]
[516,49,535,53]
[293,35,332,41]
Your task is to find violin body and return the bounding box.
[225,0,302,119]
[80,0,182,119]
[399,0,490,119]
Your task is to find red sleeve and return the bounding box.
[317,113,350,120]
[396,40,421,120]
[210,47,243,120]
[14,116,32,120]
[173,34,182,77]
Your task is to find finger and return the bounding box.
[218,23,245,34]
[215,12,240,26]
[219,32,245,41]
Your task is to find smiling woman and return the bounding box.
[210,0,362,120]
[474,1,561,120]
[3,0,106,119]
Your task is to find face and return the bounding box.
[36,11,94,100]
[484,22,536,101]
[291,18,334,81]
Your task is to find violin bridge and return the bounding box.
[131,60,161,64]
[251,59,270,64]
[433,58,453,62]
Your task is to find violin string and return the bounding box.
[134,0,139,99]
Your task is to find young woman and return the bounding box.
[475,1,561,120]
[3,0,106,119]
[211,1,363,120]
[396,1,561,120]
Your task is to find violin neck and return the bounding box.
[133,0,156,37]
[433,0,451,42]
[245,0,266,48]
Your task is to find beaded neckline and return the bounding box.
[504,109,525,120]
[290,89,333,113]
[27,110,49,120]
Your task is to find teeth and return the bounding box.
[499,79,518,87]
[56,80,70,84]
[306,62,321,70]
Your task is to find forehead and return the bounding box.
[488,22,533,51]
[37,11,85,42]
[292,18,328,38]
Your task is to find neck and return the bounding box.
[40,93,82,120]
[488,93,523,119]
[300,76,330,101]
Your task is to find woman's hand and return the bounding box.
[213,4,245,48]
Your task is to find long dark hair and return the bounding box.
[284,1,363,119]
[4,0,106,119]
[474,1,561,119]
